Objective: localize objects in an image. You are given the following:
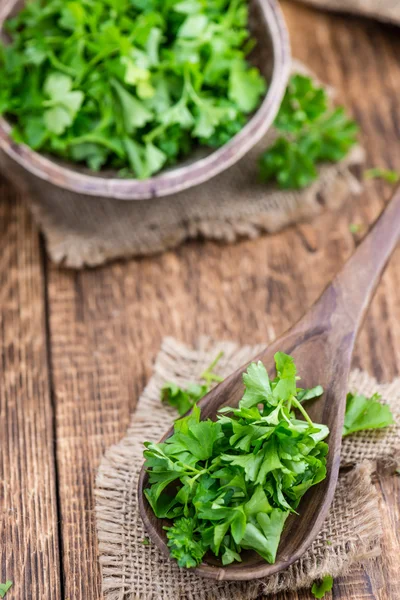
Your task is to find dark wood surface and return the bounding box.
[1,1,400,598]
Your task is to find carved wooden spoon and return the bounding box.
[139,186,400,581]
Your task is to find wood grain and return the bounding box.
[0,1,398,599]
[0,190,61,598]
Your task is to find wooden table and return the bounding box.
[1,2,399,599]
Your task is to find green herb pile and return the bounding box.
[0,0,266,178]
[144,353,329,568]
[259,74,358,189]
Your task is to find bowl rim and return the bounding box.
[0,0,291,201]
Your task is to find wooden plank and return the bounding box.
[45,3,400,599]
[0,186,61,599]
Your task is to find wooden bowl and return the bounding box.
[0,0,290,201]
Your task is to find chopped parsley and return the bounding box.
[349,223,363,234]
[0,582,12,599]
[0,0,266,178]
[311,575,334,598]
[149,353,397,569]
[145,353,329,568]
[259,74,358,189]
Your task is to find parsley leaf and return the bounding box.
[43,73,84,135]
[162,382,209,416]
[349,223,363,234]
[112,80,154,132]
[240,361,274,408]
[161,353,223,416]
[343,392,394,437]
[229,60,267,113]
[259,135,319,190]
[259,75,358,190]
[165,517,206,568]
[0,582,12,599]
[275,74,328,133]
[311,575,334,598]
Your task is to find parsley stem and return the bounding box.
[179,462,205,475]
[48,51,76,77]
[67,133,125,157]
[291,397,314,426]
[75,47,120,86]
[201,351,224,384]
[145,122,167,144]
[278,399,291,424]
[190,469,208,483]
[204,351,224,374]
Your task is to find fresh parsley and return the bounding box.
[0,581,12,599]
[259,75,358,189]
[349,223,363,234]
[365,168,400,184]
[311,575,333,598]
[161,352,223,416]
[0,0,266,178]
[141,537,150,546]
[144,353,329,568]
[343,392,394,437]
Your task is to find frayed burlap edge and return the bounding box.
[26,145,364,269]
[95,337,399,600]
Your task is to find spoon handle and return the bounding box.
[299,185,400,342]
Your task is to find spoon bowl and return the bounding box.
[139,186,400,580]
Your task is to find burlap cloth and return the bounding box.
[295,0,400,25]
[95,337,400,600]
[16,61,364,269]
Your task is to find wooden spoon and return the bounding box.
[139,186,400,581]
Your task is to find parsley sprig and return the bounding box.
[161,352,224,416]
[145,353,329,568]
[259,75,358,189]
[311,575,333,599]
[0,0,266,178]
[343,391,394,437]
